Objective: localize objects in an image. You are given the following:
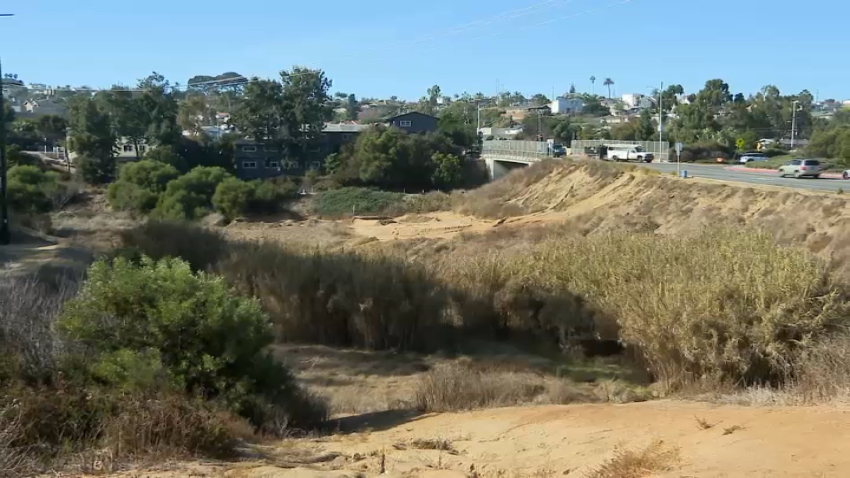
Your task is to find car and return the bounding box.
[778,159,822,179]
[739,153,768,164]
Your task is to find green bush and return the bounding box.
[108,160,181,214]
[213,177,256,220]
[6,145,39,168]
[144,147,188,172]
[59,256,327,429]
[153,166,233,220]
[75,154,116,185]
[672,142,734,162]
[313,187,405,217]
[7,165,59,214]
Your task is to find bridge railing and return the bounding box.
[482,140,551,158]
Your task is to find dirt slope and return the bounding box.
[96,402,850,477]
[338,163,850,275]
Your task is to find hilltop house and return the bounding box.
[233,123,370,180]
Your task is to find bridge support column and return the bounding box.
[484,157,511,181]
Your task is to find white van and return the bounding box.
[605,144,655,163]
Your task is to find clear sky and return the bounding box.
[2,0,847,101]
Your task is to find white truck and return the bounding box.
[604,144,654,163]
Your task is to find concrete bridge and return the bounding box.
[482,153,549,181]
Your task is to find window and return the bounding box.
[790,160,802,166]
[310,146,321,153]
[242,161,258,169]
[138,145,147,153]
[282,160,299,170]
[399,120,412,127]
[122,144,133,152]
[242,146,257,152]
[803,160,820,166]
[309,161,321,171]
[264,146,278,152]
[342,134,351,141]
[267,161,280,169]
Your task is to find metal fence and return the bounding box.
[570,140,670,162]
[482,140,556,158]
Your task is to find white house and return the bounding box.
[622,93,654,110]
[549,97,584,115]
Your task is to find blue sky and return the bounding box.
[2,0,847,101]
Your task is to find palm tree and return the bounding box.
[603,78,614,99]
[590,76,596,94]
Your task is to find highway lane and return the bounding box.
[638,162,849,193]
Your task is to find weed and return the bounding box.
[723,425,743,435]
[585,440,680,478]
[695,416,716,430]
[838,187,844,195]
[409,438,459,455]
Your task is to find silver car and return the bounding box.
[778,159,822,179]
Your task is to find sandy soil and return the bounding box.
[93,402,850,477]
[224,164,850,274]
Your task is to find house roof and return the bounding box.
[386,111,438,121]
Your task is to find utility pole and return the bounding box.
[658,81,664,162]
[791,100,799,149]
[0,16,11,246]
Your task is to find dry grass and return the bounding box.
[413,362,608,413]
[584,440,680,478]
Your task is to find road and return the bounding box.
[639,162,849,193]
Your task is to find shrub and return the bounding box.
[6,166,58,214]
[108,160,181,214]
[59,256,327,429]
[6,145,39,168]
[3,384,239,461]
[118,220,230,272]
[0,275,77,383]
[673,142,734,162]
[313,187,405,217]
[413,363,545,412]
[75,154,116,185]
[525,228,849,388]
[144,147,188,172]
[153,166,233,220]
[213,177,256,220]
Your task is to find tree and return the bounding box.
[137,72,182,149]
[531,94,550,106]
[636,109,655,141]
[569,84,577,95]
[179,92,215,135]
[97,86,147,158]
[232,67,332,159]
[345,94,360,121]
[603,78,614,98]
[431,152,463,190]
[66,97,117,184]
[590,76,596,94]
[231,79,285,145]
[35,114,67,145]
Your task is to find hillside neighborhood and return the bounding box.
[6,1,850,476]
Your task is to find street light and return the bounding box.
[0,13,13,245]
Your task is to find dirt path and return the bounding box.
[100,402,850,477]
